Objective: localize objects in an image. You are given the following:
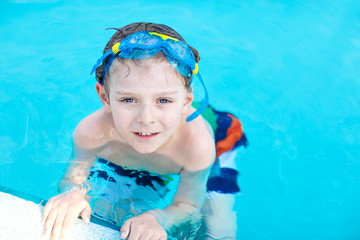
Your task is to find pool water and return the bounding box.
[1,0,359,239]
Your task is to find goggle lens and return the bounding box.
[168,40,189,59]
[129,32,160,45]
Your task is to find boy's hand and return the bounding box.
[41,191,92,240]
[120,213,167,240]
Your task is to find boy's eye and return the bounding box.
[121,98,135,103]
[159,99,171,103]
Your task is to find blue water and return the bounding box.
[1,0,360,239]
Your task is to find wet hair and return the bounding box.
[94,22,200,97]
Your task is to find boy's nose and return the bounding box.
[137,104,155,125]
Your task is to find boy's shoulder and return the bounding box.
[179,116,216,171]
[73,109,113,149]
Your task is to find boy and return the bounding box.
[42,22,247,240]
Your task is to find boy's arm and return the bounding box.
[148,165,212,232]
[42,117,106,240]
[145,121,216,235]
[58,142,99,193]
[145,135,215,235]
[59,114,107,193]
[42,141,98,240]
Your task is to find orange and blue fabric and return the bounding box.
[199,104,248,195]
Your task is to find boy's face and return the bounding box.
[105,57,193,154]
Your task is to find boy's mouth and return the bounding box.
[134,132,160,138]
[136,132,157,136]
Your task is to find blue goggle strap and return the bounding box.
[90,49,113,75]
[100,53,116,84]
[186,72,209,122]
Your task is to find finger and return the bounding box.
[60,210,80,239]
[148,235,159,240]
[160,229,167,240]
[127,227,141,240]
[159,235,167,240]
[139,232,152,240]
[148,232,166,240]
[41,199,54,225]
[120,219,132,239]
[80,210,91,224]
[43,210,58,240]
[43,225,52,240]
[150,230,167,240]
[50,206,67,240]
[80,205,92,224]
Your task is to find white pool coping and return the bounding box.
[0,191,121,239]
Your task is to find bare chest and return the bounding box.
[97,141,183,175]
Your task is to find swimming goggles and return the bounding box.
[90,31,208,122]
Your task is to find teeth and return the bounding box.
[138,132,155,136]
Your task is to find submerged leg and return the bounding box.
[197,192,237,239]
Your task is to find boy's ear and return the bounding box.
[183,87,194,114]
[96,82,111,113]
